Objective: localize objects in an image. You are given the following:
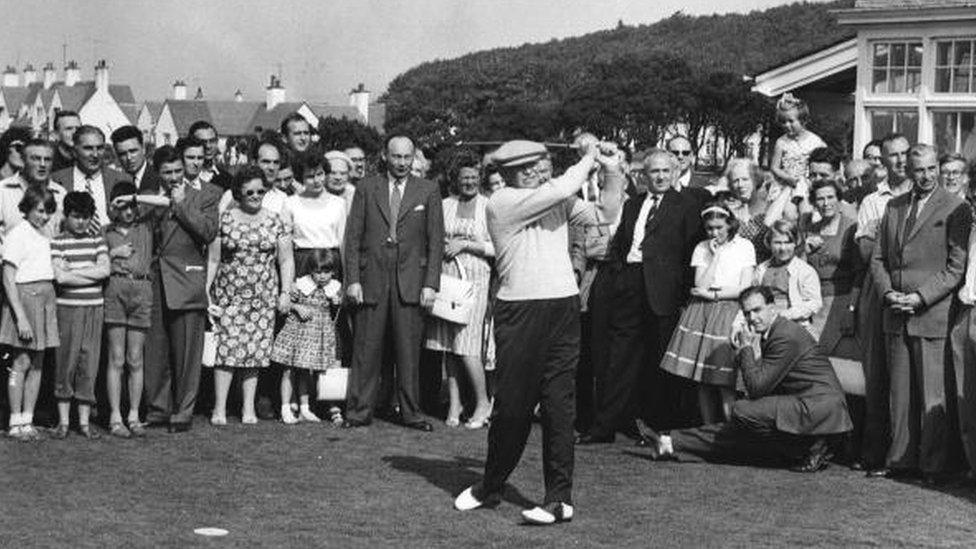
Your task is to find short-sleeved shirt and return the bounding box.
[690,234,756,289]
[105,222,154,277]
[2,221,54,283]
[0,174,67,238]
[50,232,109,306]
[284,193,346,249]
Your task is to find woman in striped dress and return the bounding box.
[425,157,494,429]
[660,203,756,424]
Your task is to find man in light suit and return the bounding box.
[647,285,853,471]
[142,145,220,432]
[870,143,972,481]
[343,135,444,431]
[51,125,129,232]
[578,148,700,444]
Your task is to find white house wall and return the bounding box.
[78,88,132,136]
[153,104,177,146]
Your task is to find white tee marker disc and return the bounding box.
[194,527,229,537]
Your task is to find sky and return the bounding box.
[1,0,833,106]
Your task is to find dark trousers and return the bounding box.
[346,252,424,424]
[858,276,890,467]
[144,278,206,424]
[590,265,679,438]
[950,305,976,474]
[885,328,950,474]
[671,398,817,465]
[477,296,579,505]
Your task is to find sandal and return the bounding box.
[445,417,461,428]
[210,414,227,426]
[128,421,147,438]
[78,425,101,440]
[51,424,70,440]
[20,425,42,442]
[328,407,344,426]
[110,422,132,439]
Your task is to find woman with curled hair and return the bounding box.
[802,178,861,349]
[207,164,295,425]
[279,152,347,424]
[717,158,792,262]
[424,153,494,429]
[660,201,756,423]
[751,218,822,334]
[0,127,31,180]
[1,186,59,440]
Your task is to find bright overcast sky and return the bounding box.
[1,0,835,105]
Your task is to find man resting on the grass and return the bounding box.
[645,285,853,472]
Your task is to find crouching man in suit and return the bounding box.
[645,285,853,472]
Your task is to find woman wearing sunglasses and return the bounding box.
[0,127,31,180]
[207,164,295,425]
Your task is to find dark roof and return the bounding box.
[207,100,264,135]
[1,87,30,115]
[118,103,140,124]
[164,100,213,136]
[307,103,360,121]
[248,102,305,133]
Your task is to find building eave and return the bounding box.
[832,5,976,26]
[752,38,858,97]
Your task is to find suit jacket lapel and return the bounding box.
[397,176,422,223]
[373,178,392,228]
[644,190,673,234]
[906,188,946,243]
[160,187,197,249]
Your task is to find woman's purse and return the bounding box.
[429,257,475,325]
[317,304,349,401]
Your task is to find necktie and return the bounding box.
[389,180,402,240]
[902,191,927,239]
[645,194,660,226]
[85,176,101,235]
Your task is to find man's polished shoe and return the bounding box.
[403,420,433,432]
[341,419,371,429]
[575,432,613,445]
[885,468,922,480]
[255,397,276,420]
[790,441,831,473]
[865,467,889,478]
[521,502,574,525]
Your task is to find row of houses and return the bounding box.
[0,61,385,146]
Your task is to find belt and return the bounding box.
[112,272,151,281]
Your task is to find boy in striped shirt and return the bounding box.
[50,192,110,439]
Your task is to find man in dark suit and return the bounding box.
[51,125,129,233]
[667,135,711,212]
[342,135,444,431]
[110,125,162,193]
[189,121,232,191]
[870,143,971,481]
[578,148,701,444]
[646,285,854,471]
[51,110,80,172]
[142,145,220,432]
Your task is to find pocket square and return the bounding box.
[413,204,425,211]
[185,265,204,272]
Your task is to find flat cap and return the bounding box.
[490,140,548,168]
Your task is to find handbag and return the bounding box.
[317,367,349,401]
[429,257,475,325]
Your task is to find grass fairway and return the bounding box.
[2,419,976,547]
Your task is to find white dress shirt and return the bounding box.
[626,192,661,263]
[73,166,107,228]
[131,162,147,190]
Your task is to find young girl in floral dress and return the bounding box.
[769,93,826,206]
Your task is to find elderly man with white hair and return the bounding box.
[324,150,356,213]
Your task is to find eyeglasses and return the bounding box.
[242,188,267,197]
[942,169,965,178]
[669,150,693,157]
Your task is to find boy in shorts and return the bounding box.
[50,192,110,439]
[103,182,154,437]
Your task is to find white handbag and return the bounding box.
[429,257,475,325]
[317,368,349,401]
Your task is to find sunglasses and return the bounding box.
[669,150,693,157]
[243,188,267,197]
[10,140,24,152]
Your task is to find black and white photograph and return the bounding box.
[1,0,976,546]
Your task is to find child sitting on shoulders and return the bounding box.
[1,187,60,441]
[103,182,155,438]
[271,248,343,424]
[50,192,110,439]
[769,93,826,207]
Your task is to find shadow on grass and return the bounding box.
[382,454,536,508]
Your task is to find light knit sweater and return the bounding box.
[487,161,624,301]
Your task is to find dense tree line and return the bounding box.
[382,0,855,169]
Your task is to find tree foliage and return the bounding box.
[317,116,383,156]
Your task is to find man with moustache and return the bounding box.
[110,125,163,193]
[51,125,128,233]
[342,135,444,432]
[870,143,971,482]
[51,110,81,172]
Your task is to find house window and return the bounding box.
[932,111,976,161]
[871,42,923,93]
[869,109,918,142]
[935,39,975,93]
